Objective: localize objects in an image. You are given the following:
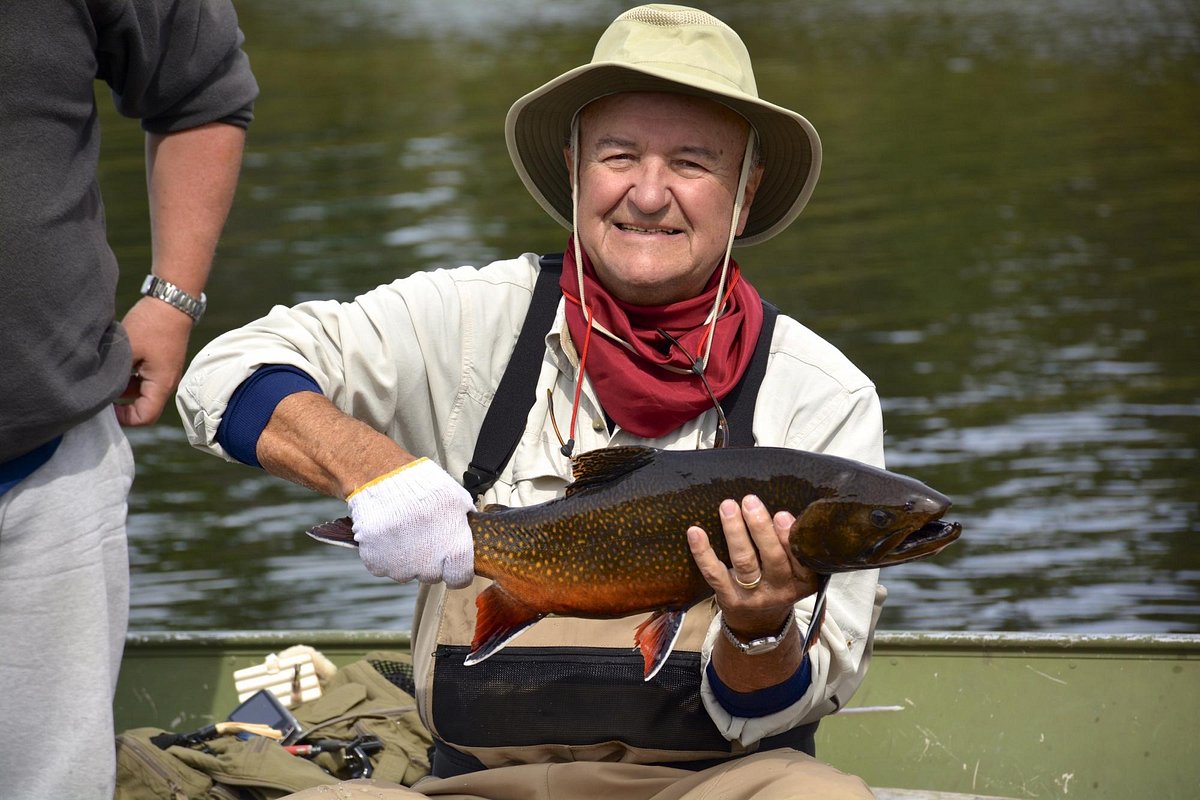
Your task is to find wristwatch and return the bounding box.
[140,275,207,324]
[720,614,795,655]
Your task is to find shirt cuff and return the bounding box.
[705,655,813,718]
[215,365,322,467]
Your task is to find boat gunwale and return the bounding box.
[124,629,1200,654]
[869,629,1200,653]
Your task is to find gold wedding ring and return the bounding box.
[734,572,763,590]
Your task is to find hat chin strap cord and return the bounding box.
[560,115,757,454]
[701,127,757,370]
[571,114,587,314]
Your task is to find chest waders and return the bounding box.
[436,254,814,778]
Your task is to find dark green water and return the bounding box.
[99,0,1200,633]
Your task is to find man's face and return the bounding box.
[568,92,763,306]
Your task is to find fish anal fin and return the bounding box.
[633,608,687,681]
[567,446,658,496]
[799,574,831,655]
[306,517,357,548]
[466,585,545,666]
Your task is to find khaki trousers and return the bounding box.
[283,749,875,800]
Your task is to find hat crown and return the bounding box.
[594,5,758,97]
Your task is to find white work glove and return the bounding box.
[346,457,476,589]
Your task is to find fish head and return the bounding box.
[786,472,961,573]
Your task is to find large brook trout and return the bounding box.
[308,445,961,680]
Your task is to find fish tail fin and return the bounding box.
[633,609,687,681]
[800,574,831,655]
[306,517,358,548]
[466,586,545,666]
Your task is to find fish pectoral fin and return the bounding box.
[566,446,659,496]
[633,608,687,682]
[799,574,831,655]
[466,586,545,666]
[306,517,358,548]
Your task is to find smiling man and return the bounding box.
[573,92,762,305]
[178,5,885,799]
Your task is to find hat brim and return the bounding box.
[505,61,822,246]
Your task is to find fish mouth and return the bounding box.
[877,519,962,566]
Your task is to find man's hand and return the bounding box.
[347,458,476,588]
[688,495,819,692]
[114,295,193,426]
[688,495,817,630]
[254,392,476,587]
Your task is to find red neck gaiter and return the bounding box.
[559,239,764,439]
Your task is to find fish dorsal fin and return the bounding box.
[481,503,511,513]
[566,445,658,497]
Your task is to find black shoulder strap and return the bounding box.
[722,301,778,447]
[464,255,778,498]
[463,253,564,499]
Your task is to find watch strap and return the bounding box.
[721,613,795,655]
[141,275,207,323]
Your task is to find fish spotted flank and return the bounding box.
[307,445,961,680]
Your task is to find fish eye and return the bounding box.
[869,509,894,528]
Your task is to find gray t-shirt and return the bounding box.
[0,0,258,461]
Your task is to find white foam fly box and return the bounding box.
[232,650,322,707]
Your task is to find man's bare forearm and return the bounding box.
[145,122,246,297]
[255,391,417,499]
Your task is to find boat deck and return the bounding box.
[116,630,1200,798]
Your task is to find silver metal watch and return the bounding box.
[140,275,207,323]
[720,614,795,655]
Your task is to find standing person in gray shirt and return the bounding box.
[0,1,257,796]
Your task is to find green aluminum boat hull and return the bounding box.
[115,631,1200,799]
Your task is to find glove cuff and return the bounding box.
[346,457,431,502]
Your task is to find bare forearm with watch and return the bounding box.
[688,496,817,700]
[116,122,246,426]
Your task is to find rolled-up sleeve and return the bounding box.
[94,0,259,131]
[178,258,540,468]
[700,579,887,746]
[178,276,446,463]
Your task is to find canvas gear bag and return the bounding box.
[116,728,337,799]
[116,651,432,800]
[290,654,432,785]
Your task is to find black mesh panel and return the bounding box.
[369,657,417,697]
[433,644,731,751]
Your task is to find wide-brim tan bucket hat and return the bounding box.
[505,4,821,247]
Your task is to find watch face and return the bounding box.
[742,636,783,655]
[722,615,794,655]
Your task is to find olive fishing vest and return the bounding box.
[417,254,816,777]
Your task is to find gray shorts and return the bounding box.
[0,409,134,799]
